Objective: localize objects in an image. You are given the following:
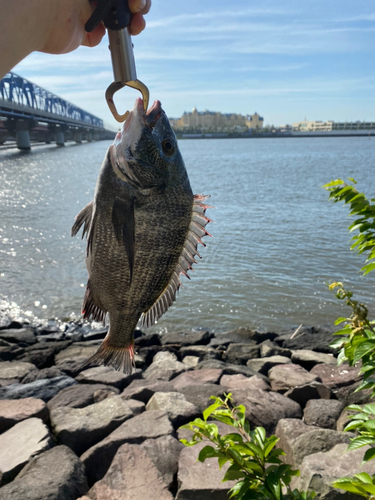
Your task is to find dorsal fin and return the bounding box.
[138,194,213,329]
[71,201,93,239]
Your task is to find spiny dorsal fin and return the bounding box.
[71,201,93,239]
[138,194,213,329]
[112,197,135,281]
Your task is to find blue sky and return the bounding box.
[13,0,375,128]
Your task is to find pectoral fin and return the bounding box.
[112,197,135,280]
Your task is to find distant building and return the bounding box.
[172,108,263,130]
[293,120,375,132]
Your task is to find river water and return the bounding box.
[0,136,374,333]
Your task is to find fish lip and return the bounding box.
[145,100,162,129]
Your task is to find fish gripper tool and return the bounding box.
[85,0,149,122]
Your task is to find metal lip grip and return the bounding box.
[85,0,149,122]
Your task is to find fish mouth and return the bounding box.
[121,98,162,135]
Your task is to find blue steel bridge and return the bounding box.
[0,72,116,149]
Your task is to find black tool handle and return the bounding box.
[85,0,132,33]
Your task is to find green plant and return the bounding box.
[324,179,375,499]
[179,393,316,500]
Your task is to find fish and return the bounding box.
[71,98,212,374]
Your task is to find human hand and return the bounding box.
[40,0,151,54]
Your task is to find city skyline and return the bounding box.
[11,0,375,128]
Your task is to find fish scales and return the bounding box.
[72,98,211,373]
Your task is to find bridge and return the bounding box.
[0,72,116,149]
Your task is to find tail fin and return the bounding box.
[80,338,135,374]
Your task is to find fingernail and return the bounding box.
[137,0,146,12]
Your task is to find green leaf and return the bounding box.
[354,340,375,363]
[222,468,247,482]
[198,445,220,462]
[265,472,282,500]
[227,447,244,465]
[332,479,369,497]
[362,404,375,415]
[203,402,222,421]
[264,437,279,458]
[323,179,345,188]
[363,447,375,463]
[348,436,375,451]
[354,472,374,484]
[255,427,266,445]
[362,262,375,275]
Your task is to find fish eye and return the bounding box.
[162,139,175,157]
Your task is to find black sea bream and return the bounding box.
[72,98,212,373]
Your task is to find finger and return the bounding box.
[128,0,151,16]
[128,13,146,36]
[82,23,106,47]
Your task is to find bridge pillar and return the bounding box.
[56,131,65,146]
[87,133,92,142]
[16,130,31,150]
[74,132,82,143]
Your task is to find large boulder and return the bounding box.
[121,379,175,403]
[0,445,88,500]
[141,435,183,488]
[231,389,302,434]
[171,369,223,390]
[310,363,361,389]
[146,392,199,427]
[160,330,213,346]
[303,400,345,429]
[0,328,37,345]
[195,360,268,380]
[143,351,188,381]
[291,349,337,370]
[0,376,77,402]
[88,443,173,500]
[50,395,133,455]
[296,443,375,499]
[280,325,337,354]
[47,383,119,411]
[223,343,259,364]
[19,340,72,368]
[247,355,291,374]
[0,398,48,433]
[75,365,141,390]
[0,361,36,382]
[216,327,278,344]
[260,340,291,358]
[268,364,320,393]
[220,374,271,391]
[284,381,331,408]
[179,384,229,413]
[81,410,174,485]
[21,366,65,384]
[54,343,99,363]
[179,345,220,361]
[275,418,352,468]
[0,418,53,485]
[176,440,237,500]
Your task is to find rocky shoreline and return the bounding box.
[0,319,373,499]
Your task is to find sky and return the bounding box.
[12,0,375,128]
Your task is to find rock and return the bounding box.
[0,345,24,362]
[0,339,12,347]
[268,364,320,393]
[284,381,331,407]
[216,327,278,344]
[303,400,345,429]
[310,363,361,389]
[172,368,223,390]
[195,359,269,380]
[21,366,65,384]
[0,361,36,381]
[179,384,229,413]
[0,398,48,433]
[0,378,19,387]
[47,383,119,411]
[247,355,291,374]
[160,330,214,346]
[182,355,200,367]
[92,387,121,403]
[54,343,99,363]
[75,365,141,390]
[19,340,72,368]
[146,392,199,427]
[260,340,292,358]
[291,349,337,370]
[231,389,302,434]
[0,418,53,485]
[333,381,373,406]
[55,358,87,377]
[0,328,37,345]
[220,373,271,391]
[83,327,108,341]
[223,343,259,364]
[0,376,77,402]
[88,443,174,500]
[125,399,145,415]
[296,443,375,499]
[275,418,352,467]
[134,332,161,348]
[208,336,232,348]
[179,345,220,361]
[121,379,175,403]
[137,345,178,366]
[141,435,184,488]
[176,440,237,500]
[0,445,88,500]
[50,395,133,456]
[81,410,174,486]
[281,325,337,353]
[143,351,187,381]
